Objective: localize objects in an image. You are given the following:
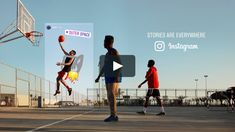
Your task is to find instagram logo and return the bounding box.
[154,41,165,51]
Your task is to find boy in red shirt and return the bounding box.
[137,60,165,115]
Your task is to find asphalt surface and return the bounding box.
[0,106,234,132]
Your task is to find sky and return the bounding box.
[0,0,235,95]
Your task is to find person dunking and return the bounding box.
[54,42,76,96]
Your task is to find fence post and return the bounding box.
[231,89,234,111]
[15,68,18,107]
[206,90,209,109]
[97,88,100,107]
[0,85,1,104]
[28,81,30,107]
[48,81,50,105]
[165,89,167,97]
[136,89,138,98]
[61,88,63,102]
[87,88,88,106]
[175,89,177,98]
[73,91,75,102]
[126,89,128,96]
[78,93,82,104]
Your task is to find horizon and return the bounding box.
[0,0,235,96]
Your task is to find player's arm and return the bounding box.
[59,42,69,55]
[57,57,74,66]
[145,68,153,79]
[95,66,104,83]
[95,55,107,83]
[138,68,152,88]
[115,50,122,82]
[138,79,147,88]
[116,51,121,64]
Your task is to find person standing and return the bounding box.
[95,35,122,122]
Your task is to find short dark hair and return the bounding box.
[71,50,76,55]
[148,60,155,66]
[104,35,114,44]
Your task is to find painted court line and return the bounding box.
[26,110,94,132]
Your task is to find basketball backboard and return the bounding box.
[17,0,35,44]
[0,0,42,45]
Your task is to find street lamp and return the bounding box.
[194,79,199,89]
[204,75,208,91]
[204,75,209,106]
[194,79,199,97]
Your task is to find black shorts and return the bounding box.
[146,89,160,97]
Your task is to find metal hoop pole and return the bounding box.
[0,34,24,44]
[0,30,18,41]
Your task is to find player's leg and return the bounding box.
[104,83,119,122]
[156,96,165,113]
[137,89,152,115]
[60,79,72,96]
[54,76,61,96]
[56,76,60,90]
[155,89,165,115]
[143,96,150,112]
[112,83,119,116]
[106,83,112,114]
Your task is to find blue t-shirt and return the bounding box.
[104,48,122,84]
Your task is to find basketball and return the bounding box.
[25,32,31,38]
[58,35,65,42]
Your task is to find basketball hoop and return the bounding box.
[0,0,43,47]
[25,31,43,46]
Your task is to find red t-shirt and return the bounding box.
[145,66,159,89]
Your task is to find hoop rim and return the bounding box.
[25,31,43,37]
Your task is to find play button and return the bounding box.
[113,61,123,71]
[99,55,135,77]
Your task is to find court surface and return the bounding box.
[0,106,234,132]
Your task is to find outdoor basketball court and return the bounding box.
[0,106,234,132]
[1,1,235,131]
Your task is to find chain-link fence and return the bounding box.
[87,88,234,107]
[0,62,81,107]
[1,62,234,108]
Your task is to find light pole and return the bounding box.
[194,79,199,97]
[204,75,209,107]
[101,78,105,106]
[97,62,101,107]
[204,75,208,91]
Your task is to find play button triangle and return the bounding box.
[113,61,123,71]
